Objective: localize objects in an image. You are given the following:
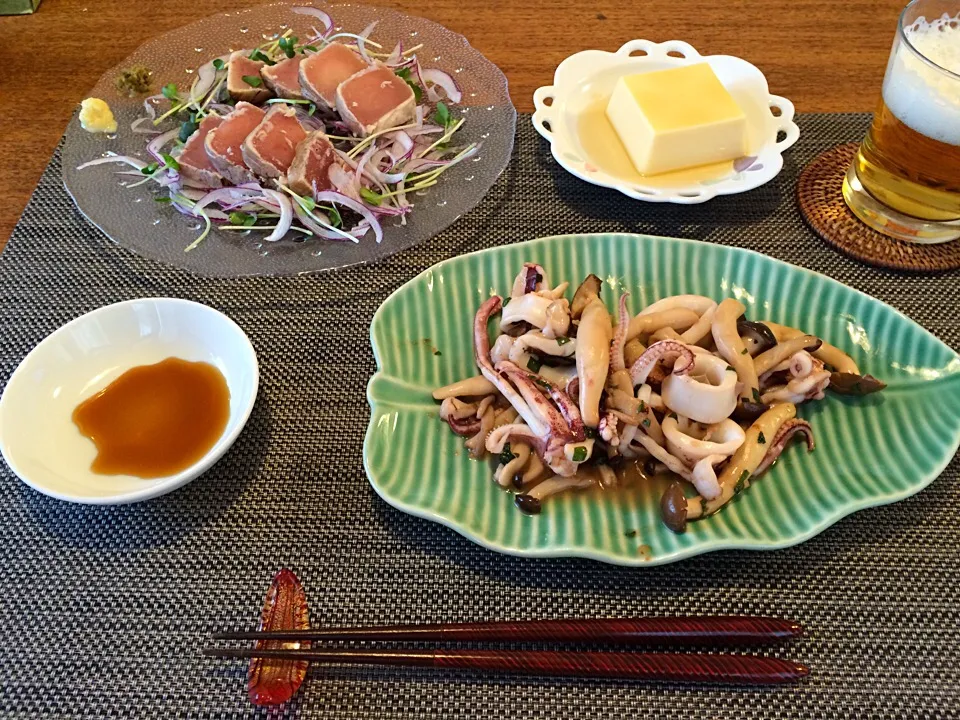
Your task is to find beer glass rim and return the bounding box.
[898,0,960,81]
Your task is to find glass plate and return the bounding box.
[61,2,516,277]
[364,233,960,566]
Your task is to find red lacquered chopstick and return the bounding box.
[203,646,808,685]
[212,616,802,647]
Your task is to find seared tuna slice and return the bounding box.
[227,51,271,104]
[298,43,368,110]
[261,55,305,100]
[241,104,308,180]
[335,65,416,137]
[287,131,340,196]
[177,115,224,188]
[204,101,266,185]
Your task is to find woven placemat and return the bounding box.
[0,113,958,720]
[798,142,960,271]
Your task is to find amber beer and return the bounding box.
[856,100,960,222]
[843,1,960,243]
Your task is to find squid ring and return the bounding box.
[662,416,746,467]
[661,354,738,424]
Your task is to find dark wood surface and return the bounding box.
[0,0,905,247]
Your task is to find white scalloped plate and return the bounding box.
[532,40,801,204]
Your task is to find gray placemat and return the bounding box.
[1,113,958,720]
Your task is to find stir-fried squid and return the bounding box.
[432,264,886,533]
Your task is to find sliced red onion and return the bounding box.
[294,108,325,131]
[354,144,378,184]
[292,6,333,32]
[171,200,195,217]
[177,187,209,201]
[203,207,230,222]
[314,191,383,243]
[131,117,161,135]
[395,178,409,208]
[398,157,448,174]
[292,203,358,242]
[190,60,219,105]
[143,95,162,119]
[147,129,180,162]
[192,187,264,213]
[369,203,410,217]
[385,131,414,164]
[77,155,148,171]
[329,156,361,199]
[208,103,234,115]
[414,105,424,127]
[420,68,462,103]
[260,189,293,242]
[221,200,262,212]
[355,21,378,63]
[364,148,406,184]
[413,60,428,95]
[253,199,281,213]
[406,125,444,137]
[385,41,403,65]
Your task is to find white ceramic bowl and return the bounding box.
[532,40,801,204]
[0,298,258,504]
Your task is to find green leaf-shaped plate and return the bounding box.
[364,234,960,565]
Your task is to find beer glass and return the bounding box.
[843,0,960,244]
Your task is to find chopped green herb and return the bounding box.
[572,446,587,462]
[115,64,152,96]
[307,102,317,116]
[740,348,748,355]
[278,36,298,58]
[242,75,264,88]
[638,401,647,413]
[555,336,571,346]
[248,49,275,65]
[161,83,179,101]
[758,431,766,445]
[322,204,342,228]
[298,196,316,212]
[585,427,598,439]
[624,529,638,538]
[359,187,382,206]
[160,154,180,172]
[141,162,159,175]
[498,443,516,466]
[752,387,762,403]
[433,101,451,128]
[394,67,423,102]
[154,196,172,204]
[178,119,199,143]
[433,349,442,356]
[642,418,651,428]
[212,58,225,71]
[734,470,751,495]
[301,45,319,53]
[228,211,257,226]
[526,356,542,373]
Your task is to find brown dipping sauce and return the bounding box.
[72,357,230,478]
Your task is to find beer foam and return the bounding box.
[882,13,960,146]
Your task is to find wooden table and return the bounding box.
[0,0,905,247]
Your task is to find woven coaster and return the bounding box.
[797,142,960,272]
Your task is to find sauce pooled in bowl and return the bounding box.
[72,357,230,478]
